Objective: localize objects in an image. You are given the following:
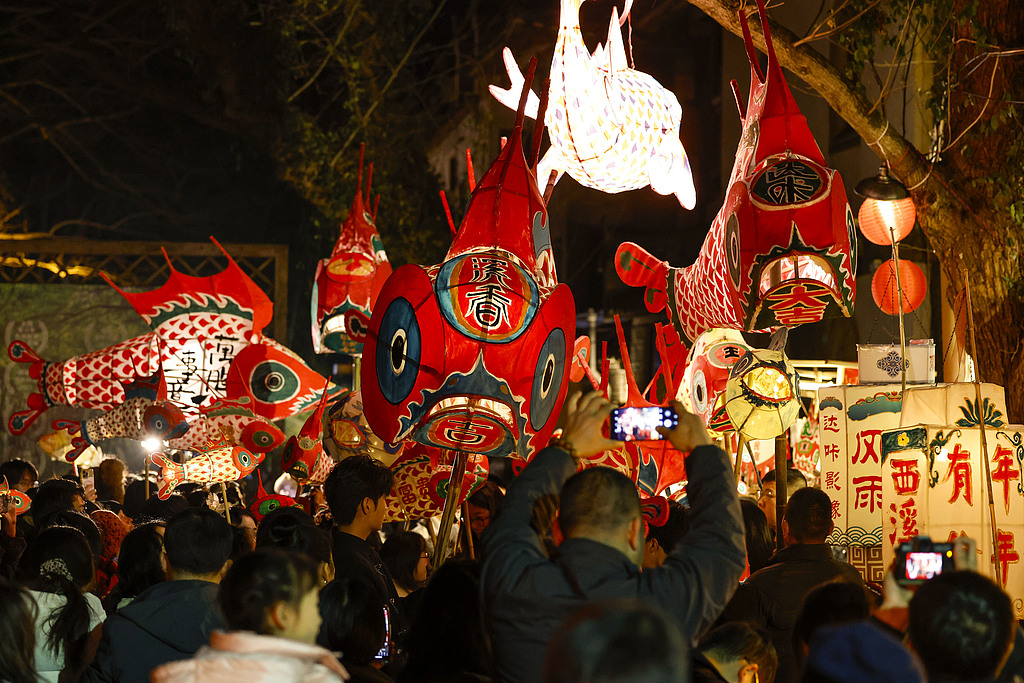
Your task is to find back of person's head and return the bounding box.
[783,487,832,543]
[163,507,233,576]
[255,507,332,568]
[323,455,394,525]
[401,559,490,681]
[0,458,37,492]
[108,522,166,605]
[762,467,808,491]
[698,622,777,683]
[0,579,37,683]
[218,548,319,635]
[95,457,127,503]
[740,498,774,574]
[802,622,924,683]
[908,570,1015,681]
[171,482,209,508]
[317,576,387,666]
[792,580,872,663]
[380,530,428,594]
[543,599,689,683]
[22,526,95,674]
[646,500,689,555]
[140,492,189,524]
[122,477,158,522]
[41,509,103,565]
[29,478,83,524]
[560,467,640,536]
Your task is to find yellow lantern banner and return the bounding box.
[881,425,1024,618]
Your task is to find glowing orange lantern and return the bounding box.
[871,258,926,315]
[855,164,916,246]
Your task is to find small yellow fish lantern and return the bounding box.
[723,331,799,440]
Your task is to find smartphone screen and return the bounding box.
[610,406,678,441]
[374,604,392,662]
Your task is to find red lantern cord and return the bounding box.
[871,258,927,314]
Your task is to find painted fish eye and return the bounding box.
[530,328,566,431]
[242,422,281,451]
[232,448,256,470]
[250,361,300,405]
[692,369,708,414]
[258,499,281,516]
[376,297,421,405]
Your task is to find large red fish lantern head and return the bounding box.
[362,63,576,461]
[615,0,855,342]
[680,328,751,433]
[311,145,393,355]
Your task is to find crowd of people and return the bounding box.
[1,391,1022,683]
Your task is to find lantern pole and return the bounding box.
[963,270,1001,585]
[774,432,787,551]
[888,227,908,395]
[351,356,361,392]
[733,433,745,479]
[432,448,470,569]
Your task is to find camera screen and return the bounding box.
[905,551,944,581]
[374,604,391,661]
[610,407,678,441]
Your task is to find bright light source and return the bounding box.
[142,438,162,452]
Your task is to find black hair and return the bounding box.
[646,500,689,555]
[783,487,832,543]
[219,548,319,634]
[399,559,491,682]
[543,599,689,683]
[698,622,777,683]
[29,479,84,527]
[122,478,158,521]
[172,482,211,508]
[323,455,394,526]
[140,492,189,524]
[40,509,103,567]
[0,458,37,491]
[22,526,95,676]
[255,507,332,568]
[0,579,37,683]
[95,458,127,503]
[317,576,386,666]
[908,570,1015,681]
[792,579,872,663]
[380,531,427,594]
[103,522,167,612]
[762,467,808,491]
[740,498,774,574]
[467,480,505,517]
[163,507,233,576]
[559,467,640,536]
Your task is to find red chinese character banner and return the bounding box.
[881,425,1024,618]
[817,384,905,548]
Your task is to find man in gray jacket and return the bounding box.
[481,393,746,683]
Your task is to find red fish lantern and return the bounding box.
[361,62,578,461]
[281,385,337,484]
[679,328,752,433]
[871,258,926,315]
[383,444,488,521]
[248,472,301,523]
[311,145,393,355]
[0,476,31,516]
[615,0,855,342]
[166,396,284,455]
[322,390,404,466]
[151,435,263,499]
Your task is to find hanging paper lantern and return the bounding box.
[724,347,800,440]
[615,0,856,340]
[857,196,916,246]
[871,258,926,315]
[679,328,751,433]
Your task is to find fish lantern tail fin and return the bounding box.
[615,242,670,313]
[7,340,51,435]
[150,452,183,499]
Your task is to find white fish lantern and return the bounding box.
[724,337,800,440]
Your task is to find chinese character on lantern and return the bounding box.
[991,446,1020,514]
[943,444,973,505]
[995,530,1019,589]
[824,471,842,491]
[823,443,841,462]
[852,430,882,465]
[822,414,839,433]
[887,498,920,546]
[890,458,921,496]
[831,499,841,521]
[853,475,883,513]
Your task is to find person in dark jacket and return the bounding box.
[718,487,863,683]
[480,394,746,683]
[82,507,233,683]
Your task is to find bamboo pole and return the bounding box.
[890,228,908,395]
[964,271,1001,585]
[432,450,469,568]
[775,433,787,550]
[220,482,232,521]
[461,500,476,560]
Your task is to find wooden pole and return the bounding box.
[145,458,151,500]
[733,433,744,479]
[746,440,763,489]
[964,271,1001,585]
[461,500,475,560]
[775,433,787,550]
[890,229,908,395]
[432,450,469,569]
[220,482,232,521]
[352,356,361,392]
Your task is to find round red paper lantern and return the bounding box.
[871,258,926,314]
[858,196,917,245]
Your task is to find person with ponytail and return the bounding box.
[23,525,105,682]
[255,507,335,586]
[151,548,349,683]
[0,579,37,683]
